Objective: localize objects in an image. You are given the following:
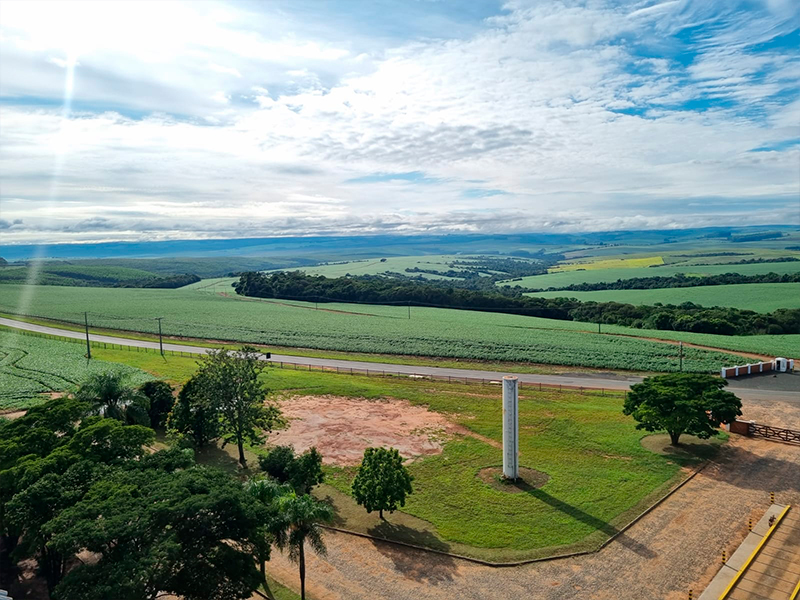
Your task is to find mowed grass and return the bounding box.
[0,284,752,372]
[549,255,664,272]
[529,283,800,313]
[89,347,696,561]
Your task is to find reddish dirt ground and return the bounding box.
[270,395,460,465]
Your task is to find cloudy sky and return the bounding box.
[0,0,798,244]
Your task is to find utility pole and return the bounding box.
[155,317,164,356]
[84,312,91,359]
[598,322,601,334]
[679,341,683,372]
[408,301,411,320]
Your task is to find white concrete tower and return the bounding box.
[502,375,519,480]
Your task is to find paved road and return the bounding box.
[1,316,798,402]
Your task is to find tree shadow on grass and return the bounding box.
[194,444,243,472]
[367,520,458,584]
[524,488,657,559]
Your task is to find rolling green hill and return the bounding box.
[1,283,794,372]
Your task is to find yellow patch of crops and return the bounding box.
[549,256,664,272]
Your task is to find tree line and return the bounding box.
[234,271,800,336]
[530,270,800,292]
[1,350,413,600]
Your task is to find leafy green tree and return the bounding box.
[273,493,334,600]
[166,375,221,448]
[259,446,324,494]
[47,464,267,600]
[75,371,150,426]
[244,477,293,596]
[139,380,175,428]
[623,373,743,446]
[0,402,154,596]
[193,347,281,467]
[351,447,413,519]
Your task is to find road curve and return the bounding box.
[1,316,797,402]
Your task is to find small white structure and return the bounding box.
[775,357,793,372]
[502,376,519,480]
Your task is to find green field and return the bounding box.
[529,283,800,313]
[1,283,786,372]
[501,260,800,289]
[294,254,517,279]
[91,346,700,561]
[0,329,152,411]
[0,264,161,286]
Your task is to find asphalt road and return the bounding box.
[2,316,797,402]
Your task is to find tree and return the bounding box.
[1,403,154,596]
[623,374,742,446]
[193,347,282,467]
[351,447,413,519]
[244,477,293,597]
[259,446,324,495]
[273,493,334,600]
[166,375,221,449]
[47,464,268,600]
[75,371,150,426]
[139,380,175,428]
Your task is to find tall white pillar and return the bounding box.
[502,376,519,480]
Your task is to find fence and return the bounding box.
[727,419,800,445]
[749,422,800,445]
[4,327,625,397]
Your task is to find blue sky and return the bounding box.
[0,0,798,243]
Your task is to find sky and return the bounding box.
[0,0,798,245]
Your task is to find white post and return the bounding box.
[502,376,519,480]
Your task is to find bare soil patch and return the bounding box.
[270,395,461,466]
[477,466,550,493]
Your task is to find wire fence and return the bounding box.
[3,326,627,397]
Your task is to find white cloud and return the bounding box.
[0,0,798,243]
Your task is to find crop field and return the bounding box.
[529,283,800,313]
[0,329,152,411]
[292,254,504,279]
[501,259,800,289]
[89,346,699,561]
[549,255,664,272]
[0,263,160,286]
[0,283,779,372]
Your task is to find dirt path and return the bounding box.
[266,436,800,600]
[607,332,770,361]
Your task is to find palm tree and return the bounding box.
[75,371,150,425]
[274,492,335,600]
[244,477,292,599]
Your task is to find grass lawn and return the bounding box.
[92,347,717,562]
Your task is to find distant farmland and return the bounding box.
[501,259,800,289]
[0,283,789,372]
[528,283,800,313]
